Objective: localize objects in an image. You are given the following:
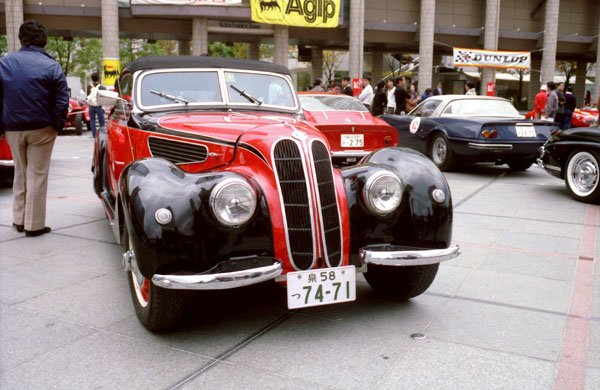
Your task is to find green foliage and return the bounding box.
[0,36,7,57]
[45,37,77,75]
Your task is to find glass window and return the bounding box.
[298,95,369,112]
[140,71,222,107]
[442,99,520,116]
[224,72,296,108]
[411,99,441,117]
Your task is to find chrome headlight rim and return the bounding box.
[209,177,257,227]
[362,171,403,215]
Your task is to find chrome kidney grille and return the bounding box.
[273,138,343,270]
[311,141,342,267]
[273,139,315,270]
[148,136,208,165]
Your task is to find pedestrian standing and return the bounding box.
[545,81,559,121]
[420,88,433,102]
[371,81,388,117]
[563,86,577,129]
[465,80,477,95]
[358,77,373,111]
[555,82,566,127]
[87,72,106,139]
[534,85,547,119]
[341,76,353,96]
[0,20,69,237]
[433,82,443,96]
[584,90,591,106]
[310,78,325,92]
[385,78,396,114]
[406,83,421,112]
[394,76,410,115]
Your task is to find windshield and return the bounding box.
[224,71,296,108]
[140,71,222,107]
[442,99,520,117]
[299,94,369,112]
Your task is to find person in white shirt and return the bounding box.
[465,80,477,95]
[359,77,374,111]
[385,79,396,114]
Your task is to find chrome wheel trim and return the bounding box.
[567,151,599,197]
[128,236,149,308]
[432,137,447,165]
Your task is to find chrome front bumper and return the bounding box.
[360,245,461,266]
[151,257,283,290]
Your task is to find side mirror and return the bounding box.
[97,90,119,106]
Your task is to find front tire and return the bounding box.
[123,222,188,331]
[507,160,533,171]
[75,114,83,135]
[363,264,439,300]
[429,134,456,171]
[565,150,600,203]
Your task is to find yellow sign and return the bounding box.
[102,58,120,86]
[251,0,340,28]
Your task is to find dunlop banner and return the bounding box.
[131,1,241,4]
[453,47,531,69]
[102,58,120,86]
[251,0,340,28]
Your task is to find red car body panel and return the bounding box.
[298,92,398,162]
[0,138,13,164]
[571,104,598,128]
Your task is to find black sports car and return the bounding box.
[382,95,559,171]
[538,125,600,203]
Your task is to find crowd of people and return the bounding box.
[533,81,597,130]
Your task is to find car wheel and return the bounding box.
[363,263,439,300]
[507,160,532,171]
[123,222,188,331]
[429,134,456,171]
[565,150,600,203]
[75,113,83,135]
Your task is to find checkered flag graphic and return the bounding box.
[455,50,470,63]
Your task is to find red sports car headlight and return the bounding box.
[68,104,73,113]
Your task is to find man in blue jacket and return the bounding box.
[0,20,69,237]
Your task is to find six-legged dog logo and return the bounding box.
[260,0,281,11]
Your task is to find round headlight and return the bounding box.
[68,104,73,113]
[363,172,403,215]
[209,179,257,227]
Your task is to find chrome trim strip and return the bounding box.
[0,160,14,167]
[271,137,317,271]
[309,139,344,268]
[331,151,371,157]
[360,245,461,266]
[147,135,209,165]
[537,158,561,172]
[152,261,283,290]
[468,142,513,150]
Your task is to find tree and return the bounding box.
[45,37,78,76]
[556,61,576,89]
[0,36,6,57]
[322,50,344,85]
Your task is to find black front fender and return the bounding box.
[119,158,274,279]
[342,147,453,263]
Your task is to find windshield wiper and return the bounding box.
[230,84,262,105]
[150,90,189,105]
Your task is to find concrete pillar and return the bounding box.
[273,25,289,66]
[192,17,208,56]
[311,47,323,84]
[574,61,587,106]
[527,56,542,110]
[101,0,119,86]
[178,41,190,56]
[481,0,500,95]
[348,0,364,80]
[247,42,260,60]
[418,0,435,93]
[5,0,24,53]
[432,53,442,87]
[371,50,383,82]
[540,0,560,89]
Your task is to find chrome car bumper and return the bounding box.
[468,143,513,151]
[151,257,283,290]
[331,150,371,158]
[360,245,461,266]
[0,159,14,167]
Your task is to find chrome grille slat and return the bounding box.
[274,139,314,270]
[148,137,208,165]
[311,141,342,267]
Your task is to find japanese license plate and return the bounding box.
[341,134,364,147]
[286,266,356,309]
[515,125,536,137]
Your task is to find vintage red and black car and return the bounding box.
[298,92,398,166]
[65,97,89,135]
[92,56,460,331]
[571,103,598,128]
[0,138,13,184]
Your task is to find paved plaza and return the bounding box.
[0,132,599,389]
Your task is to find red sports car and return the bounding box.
[64,98,89,135]
[571,103,598,128]
[0,138,13,184]
[298,92,398,165]
[92,56,459,331]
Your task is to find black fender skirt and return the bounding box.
[342,147,453,265]
[119,158,274,279]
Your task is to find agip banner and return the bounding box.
[251,0,340,28]
[102,59,120,87]
[131,1,241,4]
[453,47,531,69]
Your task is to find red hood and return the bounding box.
[303,110,382,127]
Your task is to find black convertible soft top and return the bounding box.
[124,55,291,76]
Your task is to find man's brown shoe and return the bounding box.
[13,223,24,232]
[25,227,51,237]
